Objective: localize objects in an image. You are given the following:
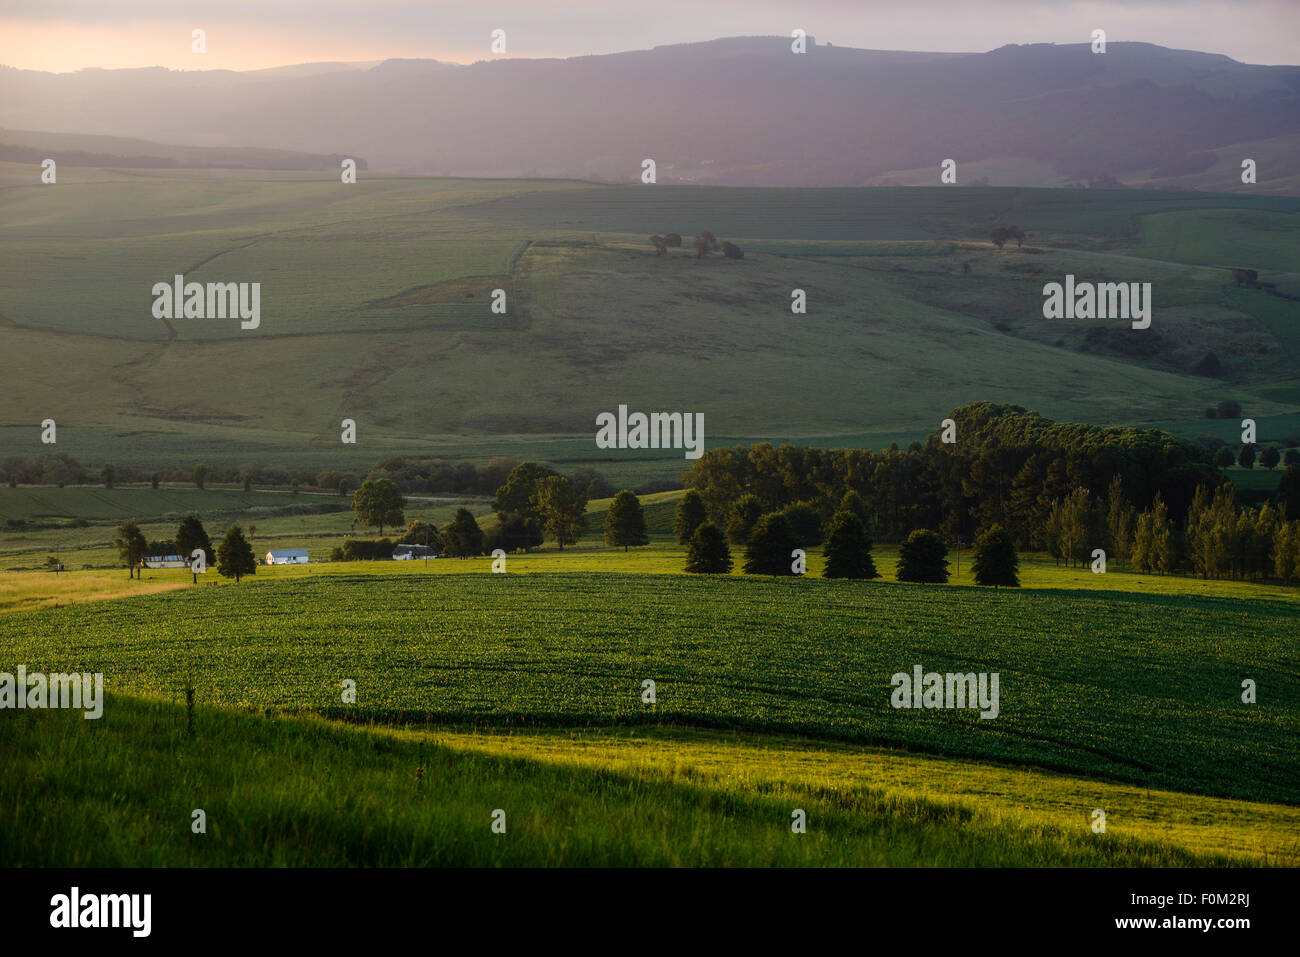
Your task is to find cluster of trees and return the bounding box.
[682,403,1300,584]
[989,226,1027,249]
[649,230,743,260]
[341,463,603,559]
[684,403,1229,546]
[115,515,255,582]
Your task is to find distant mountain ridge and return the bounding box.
[1,37,1296,189]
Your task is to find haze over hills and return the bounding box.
[2,37,1298,190]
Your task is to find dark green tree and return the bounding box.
[603,490,649,551]
[442,508,485,557]
[1238,445,1256,469]
[216,524,257,582]
[100,462,116,489]
[1280,466,1300,522]
[175,515,214,567]
[1215,446,1235,468]
[743,513,799,576]
[840,490,870,526]
[114,520,147,579]
[971,524,1020,587]
[492,512,544,552]
[822,510,879,579]
[780,501,824,547]
[492,462,558,520]
[399,519,445,552]
[351,478,406,535]
[1260,445,1280,469]
[726,494,765,545]
[685,522,732,573]
[674,489,709,544]
[896,528,950,583]
[193,464,208,490]
[530,475,587,549]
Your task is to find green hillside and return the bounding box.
[2,167,1297,477]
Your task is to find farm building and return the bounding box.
[265,548,310,565]
[392,544,437,560]
[143,554,187,569]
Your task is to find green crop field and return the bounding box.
[1,573,1295,804]
[0,567,1296,867]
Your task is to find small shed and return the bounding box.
[265,548,310,565]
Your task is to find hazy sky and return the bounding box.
[2,0,1296,72]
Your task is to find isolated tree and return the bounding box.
[352,477,406,535]
[726,494,765,545]
[150,473,160,490]
[242,473,252,492]
[604,490,649,551]
[530,475,587,550]
[685,522,732,574]
[1238,445,1256,469]
[780,501,824,547]
[822,510,879,580]
[972,524,1020,588]
[1260,446,1280,469]
[1007,226,1026,248]
[442,508,485,557]
[896,529,950,583]
[989,227,1010,249]
[743,513,799,576]
[674,489,709,544]
[114,520,147,579]
[100,463,116,489]
[193,464,208,490]
[175,515,214,566]
[650,235,668,256]
[216,524,257,582]
[492,462,558,521]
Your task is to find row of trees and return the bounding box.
[675,488,1021,586]
[115,516,256,581]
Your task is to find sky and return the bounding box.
[1,0,1296,72]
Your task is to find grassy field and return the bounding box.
[2,696,1291,867]
[2,167,1296,475]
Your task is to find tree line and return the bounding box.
[680,402,1300,584]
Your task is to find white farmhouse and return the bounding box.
[265,548,310,565]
